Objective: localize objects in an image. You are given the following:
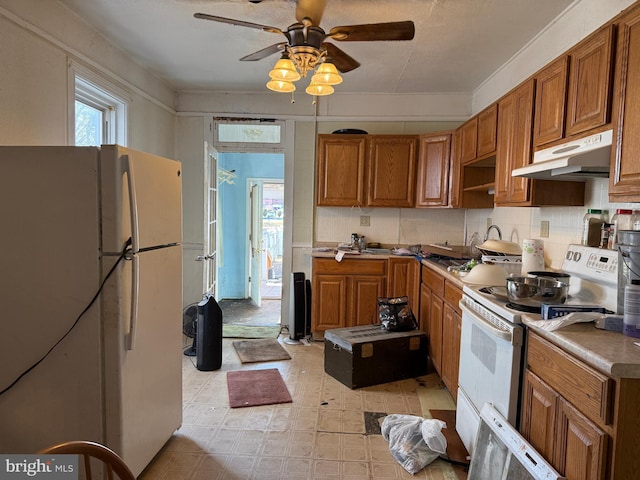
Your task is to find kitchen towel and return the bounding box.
[521,239,545,274]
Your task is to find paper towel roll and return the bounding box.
[522,239,545,274]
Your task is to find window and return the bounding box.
[69,61,128,146]
[213,119,285,152]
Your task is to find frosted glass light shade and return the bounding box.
[269,58,301,81]
[266,79,296,93]
[311,62,343,85]
[305,82,334,96]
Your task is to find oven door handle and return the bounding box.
[460,302,515,343]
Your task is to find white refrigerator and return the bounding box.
[0,145,183,476]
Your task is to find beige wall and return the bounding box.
[0,0,175,154]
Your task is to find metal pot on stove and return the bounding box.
[506,276,569,308]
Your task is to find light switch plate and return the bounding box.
[540,220,550,238]
[360,215,370,227]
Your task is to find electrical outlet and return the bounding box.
[360,215,370,227]
[486,217,493,229]
[540,220,550,238]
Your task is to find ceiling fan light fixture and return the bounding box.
[266,79,296,93]
[305,82,334,96]
[311,61,343,85]
[269,56,301,82]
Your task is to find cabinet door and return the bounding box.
[349,275,386,327]
[387,257,418,313]
[610,6,640,201]
[441,304,461,401]
[534,56,569,146]
[566,25,614,137]
[429,294,444,376]
[459,117,478,164]
[312,274,347,331]
[419,283,431,334]
[495,79,535,206]
[316,135,366,206]
[477,104,498,157]
[448,129,462,208]
[415,133,452,207]
[555,398,608,480]
[521,370,559,464]
[367,136,417,207]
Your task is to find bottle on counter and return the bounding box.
[608,209,633,249]
[581,209,607,247]
[623,282,640,338]
[358,235,367,251]
[632,210,640,230]
[600,223,614,249]
[351,233,359,250]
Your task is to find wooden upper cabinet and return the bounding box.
[459,116,478,164]
[566,25,615,137]
[316,134,417,208]
[316,135,366,206]
[610,3,640,202]
[534,56,569,147]
[496,79,585,207]
[367,135,418,207]
[415,132,452,207]
[495,79,535,205]
[477,104,498,157]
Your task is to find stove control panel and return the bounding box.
[562,244,618,284]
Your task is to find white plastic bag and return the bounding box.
[381,414,448,475]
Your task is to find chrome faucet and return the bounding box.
[484,224,502,241]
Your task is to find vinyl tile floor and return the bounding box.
[140,336,464,480]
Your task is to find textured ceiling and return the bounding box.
[58,0,575,94]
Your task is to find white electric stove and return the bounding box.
[456,245,619,455]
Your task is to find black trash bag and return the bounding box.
[378,296,418,331]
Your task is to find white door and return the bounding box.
[203,142,218,297]
[249,181,263,306]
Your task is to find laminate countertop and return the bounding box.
[523,316,640,379]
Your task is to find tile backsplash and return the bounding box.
[315,178,640,270]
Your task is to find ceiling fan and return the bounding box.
[194,0,414,94]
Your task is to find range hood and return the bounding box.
[512,129,612,181]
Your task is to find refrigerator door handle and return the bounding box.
[126,253,139,350]
[123,154,140,253]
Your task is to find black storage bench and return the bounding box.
[324,325,428,389]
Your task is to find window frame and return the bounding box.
[213,119,286,153]
[68,60,129,146]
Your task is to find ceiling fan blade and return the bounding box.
[296,0,327,26]
[194,13,283,35]
[240,43,287,61]
[323,43,360,73]
[328,21,415,42]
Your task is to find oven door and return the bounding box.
[456,297,524,453]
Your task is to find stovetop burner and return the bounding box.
[505,303,541,314]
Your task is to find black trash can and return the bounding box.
[196,295,223,371]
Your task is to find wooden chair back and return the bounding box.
[38,440,136,480]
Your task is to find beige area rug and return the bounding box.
[232,338,292,363]
[226,368,292,408]
[223,324,280,339]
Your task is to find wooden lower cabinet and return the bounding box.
[312,258,386,334]
[441,303,461,400]
[419,265,462,399]
[521,332,640,480]
[387,256,419,314]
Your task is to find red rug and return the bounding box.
[226,368,293,408]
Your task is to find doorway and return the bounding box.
[217,152,284,326]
